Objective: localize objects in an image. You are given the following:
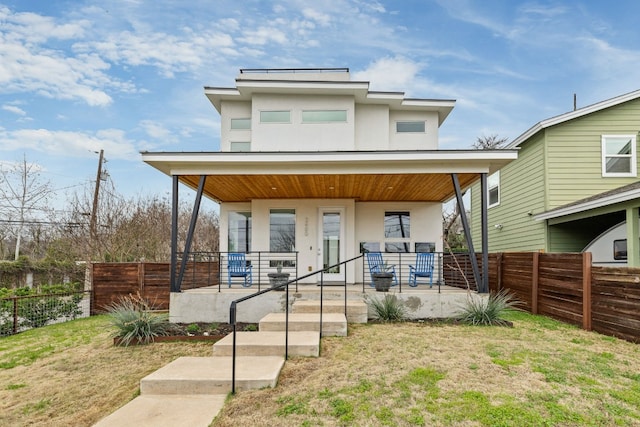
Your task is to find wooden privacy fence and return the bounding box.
[481,252,640,344]
[91,262,219,314]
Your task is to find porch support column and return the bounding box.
[480,173,489,293]
[176,175,207,292]
[627,206,640,267]
[170,175,179,292]
[451,173,484,292]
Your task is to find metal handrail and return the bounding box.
[228,254,363,394]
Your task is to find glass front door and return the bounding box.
[319,208,345,282]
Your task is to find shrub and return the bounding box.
[457,289,520,326]
[368,294,406,322]
[107,294,169,346]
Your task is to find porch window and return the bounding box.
[230,141,251,152]
[270,209,295,252]
[230,118,251,130]
[228,212,251,252]
[260,110,290,123]
[488,171,500,208]
[396,121,425,133]
[302,110,347,123]
[384,211,410,252]
[602,135,637,177]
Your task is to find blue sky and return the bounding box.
[2,0,640,212]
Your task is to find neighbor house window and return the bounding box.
[384,211,410,252]
[230,118,251,130]
[260,110,290,123]
[302,110,347,123]
[270,209,295,252]
[228,212,251,252]
[613,239,627,260]
[396,121,425,133]
[488,171,500,208]
[230,141,251,152]
[602,135,637,177]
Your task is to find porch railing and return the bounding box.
[228,254,363,394]
[361,252,450,293]
[178,251,299,292]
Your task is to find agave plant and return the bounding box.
[457,289,520,326]
[107,293,169,346]
[368,294,407,322]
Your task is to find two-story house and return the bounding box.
[142,68,517,288]
[470,89,640,267]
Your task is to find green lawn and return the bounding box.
[1,312,639,426]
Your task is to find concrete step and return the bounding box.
[93,394,225,427]
[213,331,320,357]
[292,299,368,323]
[139,356,285,395]
[259,312,347,337]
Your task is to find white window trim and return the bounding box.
[601,135,637,177]
[488,171,500,208]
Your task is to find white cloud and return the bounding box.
[0,128,139,160]
[139,120,175,141]
[302,8,331,26]
[354,56,422,93]
[2,104,26,116]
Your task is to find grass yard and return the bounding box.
[1,312,640,426]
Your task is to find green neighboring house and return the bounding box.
[470,89,640,267]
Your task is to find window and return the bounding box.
[260,110,290,123]
[613,239,627,260]
[359,242,380,253]
[384,211,410,252]
[602,135,637,177]
[230,118,251,130]
[488,171,500,208]
[302,110,347,123]
[270,209,295,252]
[396,121,425,133]
[230,141,251,152]
[228,212,251,252]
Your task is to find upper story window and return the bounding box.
[488,171,500,208]
[302,110,347,123]
[230,118,251,130]
[384,211,410,252]
[602,135,637,177]
[396,121,425,133]
[230,141,251,152]
[260,110,290,123]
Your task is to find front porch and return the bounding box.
[169,283,477,323]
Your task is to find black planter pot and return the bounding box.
[268,272,290,291]
[372,272,394,292]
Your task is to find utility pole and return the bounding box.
[89,149,104,258]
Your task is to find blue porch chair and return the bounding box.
[408,252,435,287]
[365,252,398,287]
[227,252,252,287]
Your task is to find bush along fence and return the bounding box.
[477,251,640,344]
[0,283,91,337]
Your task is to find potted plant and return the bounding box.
[372,265,395,292]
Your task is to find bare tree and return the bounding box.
[472,134,509,150]
[0,156,54,260]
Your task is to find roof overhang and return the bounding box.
[204,81,455,125]
[534,183,640,222]
[142,150,517,204]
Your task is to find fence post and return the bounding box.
[138,262,145,296]
[497,252,503,292]
[12,297,18,334]
[582,252,592,331]
[531,252,539,315]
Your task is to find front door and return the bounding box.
[318,208,345,282]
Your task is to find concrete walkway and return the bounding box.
[93,299,367,427]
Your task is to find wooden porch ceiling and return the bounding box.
[179,172,479,203]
